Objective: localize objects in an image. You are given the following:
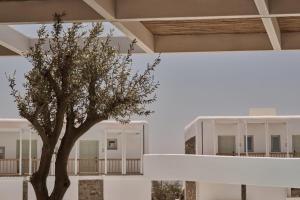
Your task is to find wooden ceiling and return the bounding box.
[278,17,300,33]
[142,18,266,36]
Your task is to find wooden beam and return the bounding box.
[0,0,102,24]
[254,0,282,50]
[29,37,144,54]
[0,25,30,55]
[83,0,155,53]
[155,33,272,53]
[116,0,259,21]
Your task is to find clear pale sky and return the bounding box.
[1,25,300,154]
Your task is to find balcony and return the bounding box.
[0,158,142,176]
[217,152,300,158]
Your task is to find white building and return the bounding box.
[0,119,151,200]
[182,109,300,200]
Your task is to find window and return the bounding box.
[107,139,118,150]
[271,135,281,152]
[0,147,5,159]
[244,136,254,152]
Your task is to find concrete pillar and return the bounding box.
[19,129,23,175]
[75,141,78,175]
[241,185,246,200]
[29,130,32,175]
[104,130,107,174]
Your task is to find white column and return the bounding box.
[19,129,23,175]
[121,130,127,175]
[265,121,269,157]
[29,130,32,175]
[195,120,200,155]
[74,141,78,175]
[140,129,144,174]
[237,121,241,156]
[212,120,217,155]
[104,130,107,174]
[245,121,248,156]
[286,121,289,157]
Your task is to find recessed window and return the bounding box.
[271,135,281,152]
[107,139,117,150]
[244,136,254,152]
[0,147,5,159]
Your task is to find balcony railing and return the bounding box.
[0,158,142,176]
[217,152,298,158]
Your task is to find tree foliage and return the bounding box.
[7,14,160,200]
[152,181,184,200]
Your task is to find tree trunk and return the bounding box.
[31,144,55,200]
[49,134,76,200]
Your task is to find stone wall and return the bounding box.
[185,181,196,200]
[185,137,196,200]
[292,188,300,197]
[23,181,28,200]
[185,136,196,154]
[79,180,103,200]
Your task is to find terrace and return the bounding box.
[0,119,146,176]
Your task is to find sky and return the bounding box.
[1,24,300,154]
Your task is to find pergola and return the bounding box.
[1,0,300,55]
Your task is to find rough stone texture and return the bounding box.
[79,180,103,200]
[292,188,300,197]
[185,136,196,155]
[185,181,196,200]
[23,181,28,200]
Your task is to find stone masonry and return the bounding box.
[185,137,196,200]
[79,180,103,200]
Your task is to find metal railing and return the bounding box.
[126,159,141,174]
[217,152,296,158]
[0,158,142,176]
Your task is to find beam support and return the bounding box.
[0,26,30,55]
[82,0,155,53]
[254,0,281,50]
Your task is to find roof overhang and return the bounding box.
[2,0,300,54]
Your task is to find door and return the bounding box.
[218,136,235,155]
[271,135,281,152]
[79,141,99,173]
[16,140,37,174]
[293,135,300,157]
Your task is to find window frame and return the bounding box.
[107,138,118,150]
[244,135,254,152]
[271,135,281,152]
[0,146,5,159]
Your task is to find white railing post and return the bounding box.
[265,120,269,157]
[212,120,217,155]
[29,130,32,175]
[237,121,241,156]
[140,126,144,174]
[75,141,78,175]
[19,129,23,175]
[104,130,107,174]
[245,121,248,156]
[286,121,289,157]
[121,130,127,175]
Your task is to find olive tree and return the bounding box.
[8,14,160,200]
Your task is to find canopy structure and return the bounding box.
[1,0,300,55]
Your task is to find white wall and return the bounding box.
[198,182,240,200]
[197,182,288,200]
[104,177,151,200]
[144,154,300,188]
[0,177,23,200]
